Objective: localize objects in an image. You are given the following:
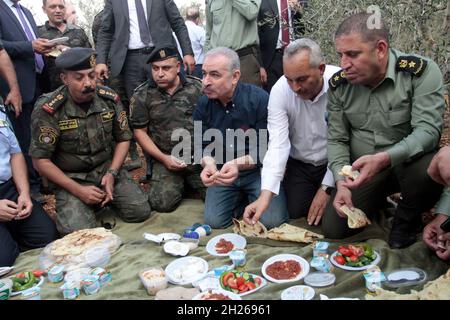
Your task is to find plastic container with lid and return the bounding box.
[48,265,65,283]
[21,286,41,300]
[304,272,336,287]
[139,267,168,295]
[383,268,427,288]
[0,278,13,300]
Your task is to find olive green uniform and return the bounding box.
[323,49,445,239]
[30,86,151,235]
[130,76,206,212]
[37,22,92,91]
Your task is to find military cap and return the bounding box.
[55,47,97,71]
[147,46,178,64]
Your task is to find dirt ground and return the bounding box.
[42,101,450,224]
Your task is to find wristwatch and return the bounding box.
[106,168,119,178]
[321,184,334,195]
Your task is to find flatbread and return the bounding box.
[232,218,268,238]
[338,165,360,180]
[49,228,119,260]
[266,223,324,243]
[340,205,371,229]
[366,268,450,300]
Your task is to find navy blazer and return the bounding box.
[0,0,39,104]
[96,0,193,77]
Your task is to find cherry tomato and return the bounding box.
[254,277,262,286]
[236,277,245,288]
[32,270,45,278]
[238,284,249,293]
[349,255,359,262]
[349,245,364,257]
[338,246,352,257]
[246,282,256,290]
[334,255,346,265]
[227,278,238,289]
[16,272,25,279]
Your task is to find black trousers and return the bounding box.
[283,157,328,219]
[263,49,284,93]
[321,151,444,239]
[0,180,58,266]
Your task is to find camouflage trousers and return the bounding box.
[148,162,206,212]
[55,169,151,235]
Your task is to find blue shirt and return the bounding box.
[193,81,269,170]
[0,109,21,183]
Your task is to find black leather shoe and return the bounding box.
[388,232,417,249]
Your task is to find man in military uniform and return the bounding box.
[131,46,205,212]
[323,13,445,249]
[38,0,92,92]
[30,47,151,235]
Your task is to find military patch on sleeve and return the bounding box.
[118,111,128,129]
[0,119,8,128]
[101,110,115,122]
[329,70,348,91]
[39,127,58,145]
[97,85,120,103]
[58,119,78,130]
[41,92,67,114]
[396,56,427,77]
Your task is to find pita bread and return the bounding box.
[267,223,324,243]
[340,205,371,229]
[43,228,121,266]
[232,218,268,238]
[366,268,450,300]
[338,165,360,180]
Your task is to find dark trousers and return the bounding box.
[6,102,41,195]
[237,46,261,87]
[283,157,328,219]
[263,49,284,93]
[121,50,153,170]
[321,151,444,239]
[0,180,58,266]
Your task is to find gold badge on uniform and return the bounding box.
[59,119,78,131]
[101,111,115,122]
[118,111,128,129]
[0,119,8,128]
[39,126,57,145]
[90,54,96,68]
[160,50,166,58]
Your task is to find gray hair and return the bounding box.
[283,38,324,68]
[205,47,240,72]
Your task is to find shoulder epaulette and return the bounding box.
[133,80,149,93]
[40,87,68,114]
[186,75,202,83]
[329,70,347,91]
[396,56,427,77]
[97,85,120,103]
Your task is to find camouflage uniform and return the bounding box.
[130,75,206,212]
[38,22,92,91]
[30,85,151,235]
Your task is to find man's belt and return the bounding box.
[236,45,257,58]
[128,46,154,55]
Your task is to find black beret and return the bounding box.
[55,47,97,71]
[146,46,178,64]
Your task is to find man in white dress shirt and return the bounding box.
[244,38,339,226]
[185,6,205,78]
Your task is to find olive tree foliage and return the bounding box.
[274,0,450,87]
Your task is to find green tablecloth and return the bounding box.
[9,199,450,300]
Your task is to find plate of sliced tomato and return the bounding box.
[219,270,266,296]
[330,244,380,271]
